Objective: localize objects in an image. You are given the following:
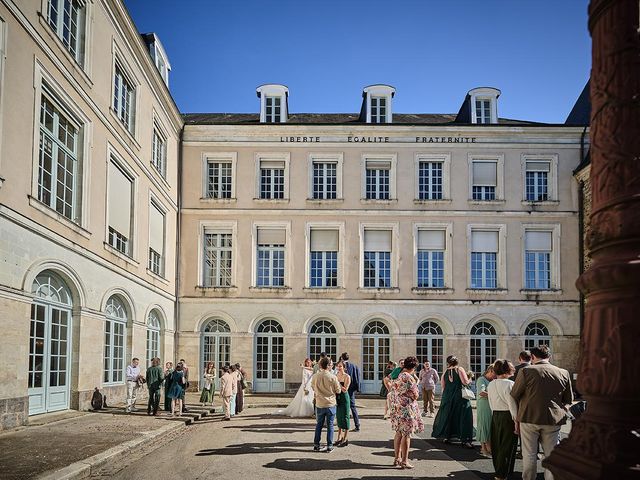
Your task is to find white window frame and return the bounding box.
[524,321,552,350]
[103,296,128,386]
[151,116,168,179]
[146,310,162,362]
[148,195,166,278]
[364,85,395,124]
[469,88,500,124]
[468,154,504,202]
[370,96,388,123]
[304,222,345,289]
[198,221,237,288]
[202,152,237,200]
[359,223,399,290]
[467,224,507,291]
[257,84,288,123]
[521,154,559,203]
[521,223,561,293]
[42,0,89,67]
[307,153,343,201]
[251,221,291,288]
[413,223,453,290]
[414,153,451,201]
[255,153,290,201]
[111,44,139,139]
[361,154,397,201]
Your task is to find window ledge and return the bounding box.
[195,286,239,293]
[466,288,508,295]
[151,166,171,190]
[146,269,169,285]
[412,287,454,295]
[413,199,452,205]
[306,199,344,205]
[103,242,138,266]
[467,200,506,205]
[360,199,398,205]
[28,195,91,239]
[520,289,563,296]
[357,287,400,294]
[200,197,237,204]
[521,200,560,207]
[303,287,346,294]
[249,286,292,293]
[253,198,290,204]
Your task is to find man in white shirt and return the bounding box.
[125,357,141,413]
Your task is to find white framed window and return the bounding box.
[468,225,506,290]
[308,319,338,362]
[469,155,504,201]
[199,221,237,288]
[265,96,281,123]
[148,199,165,277]
[151,123,166,178]
[202,152,236,200]
[470,321,498,375]
[362,155,397,201]
[308,153,343,200]
[252,223,290,288]
[363,85,395,124]
[146,310,161,362]
[522,224,561,291]
[107,154,136,258]
[257,84,288,123]
[112,60,136,134]
[475,99,491,124]
[522,154,558,202]
[468,87,500,124]
[306,225,342,288]
[414,225,451,289]
[256,153,289,200]
[415,154,450,201]
[360,224,398,289]
[104,295,127,384]
[416,321,444,374]
[37,84,83,223]
[370,96,387,123]
[45,0,86,65]
[524,321,552,350]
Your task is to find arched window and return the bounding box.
[201,318,231,376]
[146,310,161,363]
[104,295,128,384]
[308,319,337,362]
[416,321,444,373]
[29,271,73,415]
[362,320,390,394]
[254,319,284,392]
[469,321,497,376]
[524,321,551,350]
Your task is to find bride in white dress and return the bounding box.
[273,358,315,417]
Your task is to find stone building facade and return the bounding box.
[0,0,182,430]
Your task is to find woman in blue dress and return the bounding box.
[167,362,186,416]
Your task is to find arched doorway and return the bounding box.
[29,271,73,415]
[416,320,444,374]
[201,318,231,389]
[254,319,284,392]
[469,321,497,376]
[308,319,337,362]
[524,321,551,350]
[146,310,162,364]
[361,320,390,394]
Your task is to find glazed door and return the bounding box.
[361,335,390,394]
[254,334,284,392]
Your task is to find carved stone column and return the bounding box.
[544,1,640,479]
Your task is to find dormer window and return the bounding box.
[257,84,288,123]
[362,85,395,124]
[141,33,171,87]
[468,87,500,124]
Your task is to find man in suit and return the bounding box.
[512,350,532,381]
[340,352,361,432]
[219,365,234,420]
[511,345,573,480]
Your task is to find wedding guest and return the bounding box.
[335,360,351,447]
[125,357,141,413]
[488,359,519,480]
[167,362,186,416]
[179,358,190,413]
[235,363,247,414]
[340,352,361,432]
[313,352,327,374]
[512,350,532,381]
[199,362,216,407]
[311,356,342,452]
[390,359,405,380]
[476,365,496,456]
[219,365,234,420]
[511,345,573,480]
[432,355,475,448]
[163,361,174,412]
[419,361,439,418]
[389,356,424,469]
[146,357,164,416]
[381,361,396,420]
[229,364,238,416]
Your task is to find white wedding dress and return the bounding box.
[273,367,315,417]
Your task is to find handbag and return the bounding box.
[240,374,248,390]
[461,385,475,400]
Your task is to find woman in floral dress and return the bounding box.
[389,356,424,469]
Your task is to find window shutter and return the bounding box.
[149,203,164,252]
[364,230,392,252]
[473,162,497,185]
[526,161,550,172]
[310,229,339,251]
[525,231,552,251]
[260,160,285,170]
[417,230,445,250]
[366,160,391,170]
[108,161,132,237]
[471,231,498,252]
[257,228,286,245]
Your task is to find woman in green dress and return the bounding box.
[163,361,174,412]
[381,361,396,419]
[476,365,496,456]
[432,355,475,447]
[335,360,351,447]
[199,362,216,407]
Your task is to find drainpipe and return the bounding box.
[174,123,184,362]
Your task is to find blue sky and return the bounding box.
[124,0,590,123]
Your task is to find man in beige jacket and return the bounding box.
[219,365,234,420]
[311,357,341,452]
[511,345,573,480]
